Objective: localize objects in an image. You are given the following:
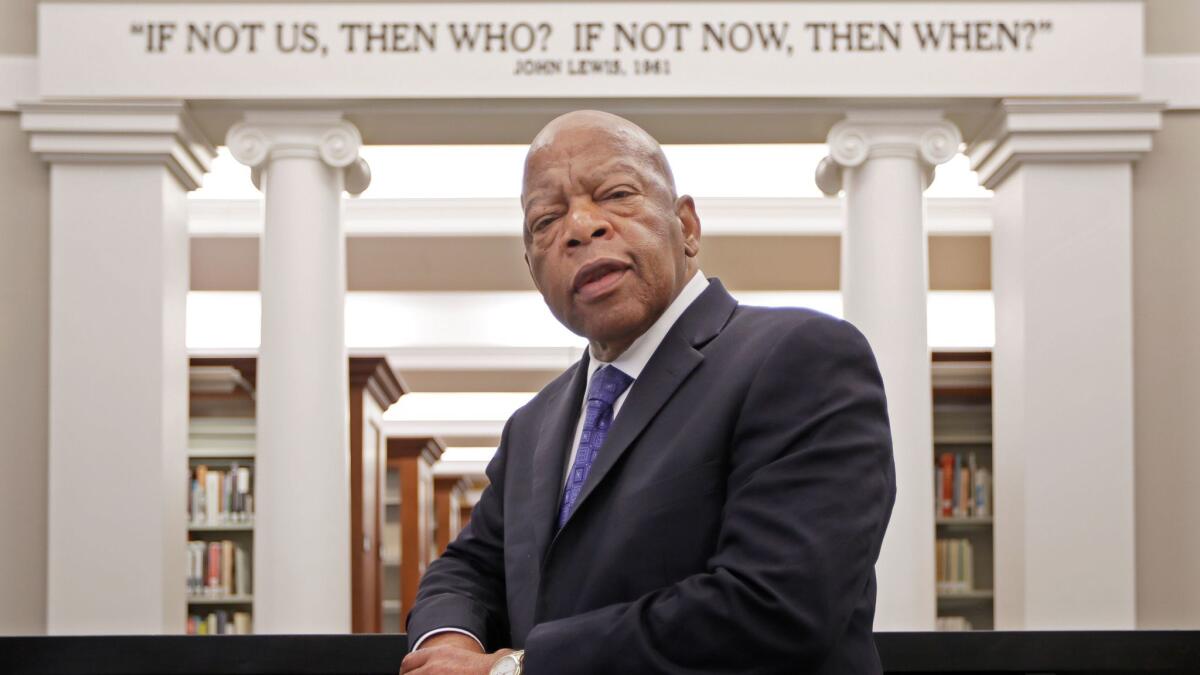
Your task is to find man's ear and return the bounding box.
[524,251,542,292]
[675,195,701,258]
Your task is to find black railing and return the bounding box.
[2,631,1198,674]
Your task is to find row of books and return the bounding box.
[935,615,974,631]
[190,463,254,525]
[187,540,250,597]
[935,452,991,518]
[187,610,251,635]
[936,537,975,593]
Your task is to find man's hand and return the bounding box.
[399,633,511,675]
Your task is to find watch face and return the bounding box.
[490,655,520,675]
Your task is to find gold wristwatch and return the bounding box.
[489,649,525,675]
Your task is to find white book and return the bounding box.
[236,467,252,522]
[974,468,991,517]
[205,472,220,524]
[235,545,250,596]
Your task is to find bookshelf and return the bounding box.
[433,477,468,556]
[187,359,257,636]
[932,350,994,632]
[384,437,445,633]
[348,357,407,634]
[381,461,402,634]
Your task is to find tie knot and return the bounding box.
[587,365,633,407]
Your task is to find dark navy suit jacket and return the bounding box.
[407,278,897,674]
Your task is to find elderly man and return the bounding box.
[400,110,896,675]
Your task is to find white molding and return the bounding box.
[1144,55,1200,111]
[9,52,1198,112]
[374,346,585,372]
[189,196,993,237]
[966,99,1164,190]
[384,419,505,438]
[19,101,217,191]
[818,110,961,195]
[190,345,585,372]
[226,111,371,194]
[432,461,489,479]
[0,56,37,112]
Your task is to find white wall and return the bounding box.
[1132,111,1200,628]
[0,0,48,635]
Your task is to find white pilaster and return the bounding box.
[967,99,1161,629]
[20,101,215,633]
[226,112,370,633]
[817,110,961,630]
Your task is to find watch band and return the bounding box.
[489,649,525,675]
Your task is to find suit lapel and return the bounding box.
[553,278,739,536]
[530,352,590,565]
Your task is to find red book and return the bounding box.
[207,542,221,593]
[939,453,955,516]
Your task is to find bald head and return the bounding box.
[518,109,702,362]
[523,110,676,204]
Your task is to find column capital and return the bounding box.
[815,110,961,197]
[226,111,371,194]
[966,99,1164,190]
[19,100,216,191]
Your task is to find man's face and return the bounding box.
[521,123,699,348]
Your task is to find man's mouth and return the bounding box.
[572,258,631,301]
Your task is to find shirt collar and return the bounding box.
[587,269,709,381]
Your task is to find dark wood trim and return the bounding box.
[189,356,258,387]
[387,437,445,465]
[348,358,406,633]
[931,350,992,363]
[433,477,468,555]
[348,356,407,410]
[387,437,443,630]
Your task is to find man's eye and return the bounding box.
[533,216,556,231]
[606,190,633,200]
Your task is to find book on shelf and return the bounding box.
[190,463,254,525]
[187,539,250,598]
[935,615,974,631]
[935,451,991,518]
[187,610,252,635]
[936,537,975,593]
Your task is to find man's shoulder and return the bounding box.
[725,303,865,346]
[507,356,584,425]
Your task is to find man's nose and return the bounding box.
[564,202,610,248]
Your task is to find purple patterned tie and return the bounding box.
[557,365,634,529]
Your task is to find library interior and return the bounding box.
[2,0,1200,672]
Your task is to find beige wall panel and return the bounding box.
[0,0,36,54]
[1133,111,1200,628]
[192,233,992,292]
[699,235,841,291]
[190,236,259,291]
[400,369,560,393]
[348,236,534,291]
[928,235,991,291]
[1145,0,1200,54]
[0,113,49,633]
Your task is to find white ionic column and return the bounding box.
[226,113,370,633]
[967,100,1161,629]
[20,101,215,633]
[816,111,962,630]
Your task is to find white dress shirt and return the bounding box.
[562,269,710,486]
[413,270,710,651]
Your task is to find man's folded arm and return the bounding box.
[405,417,514,652]
[523,316,896,674]
[409,627,485,651]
